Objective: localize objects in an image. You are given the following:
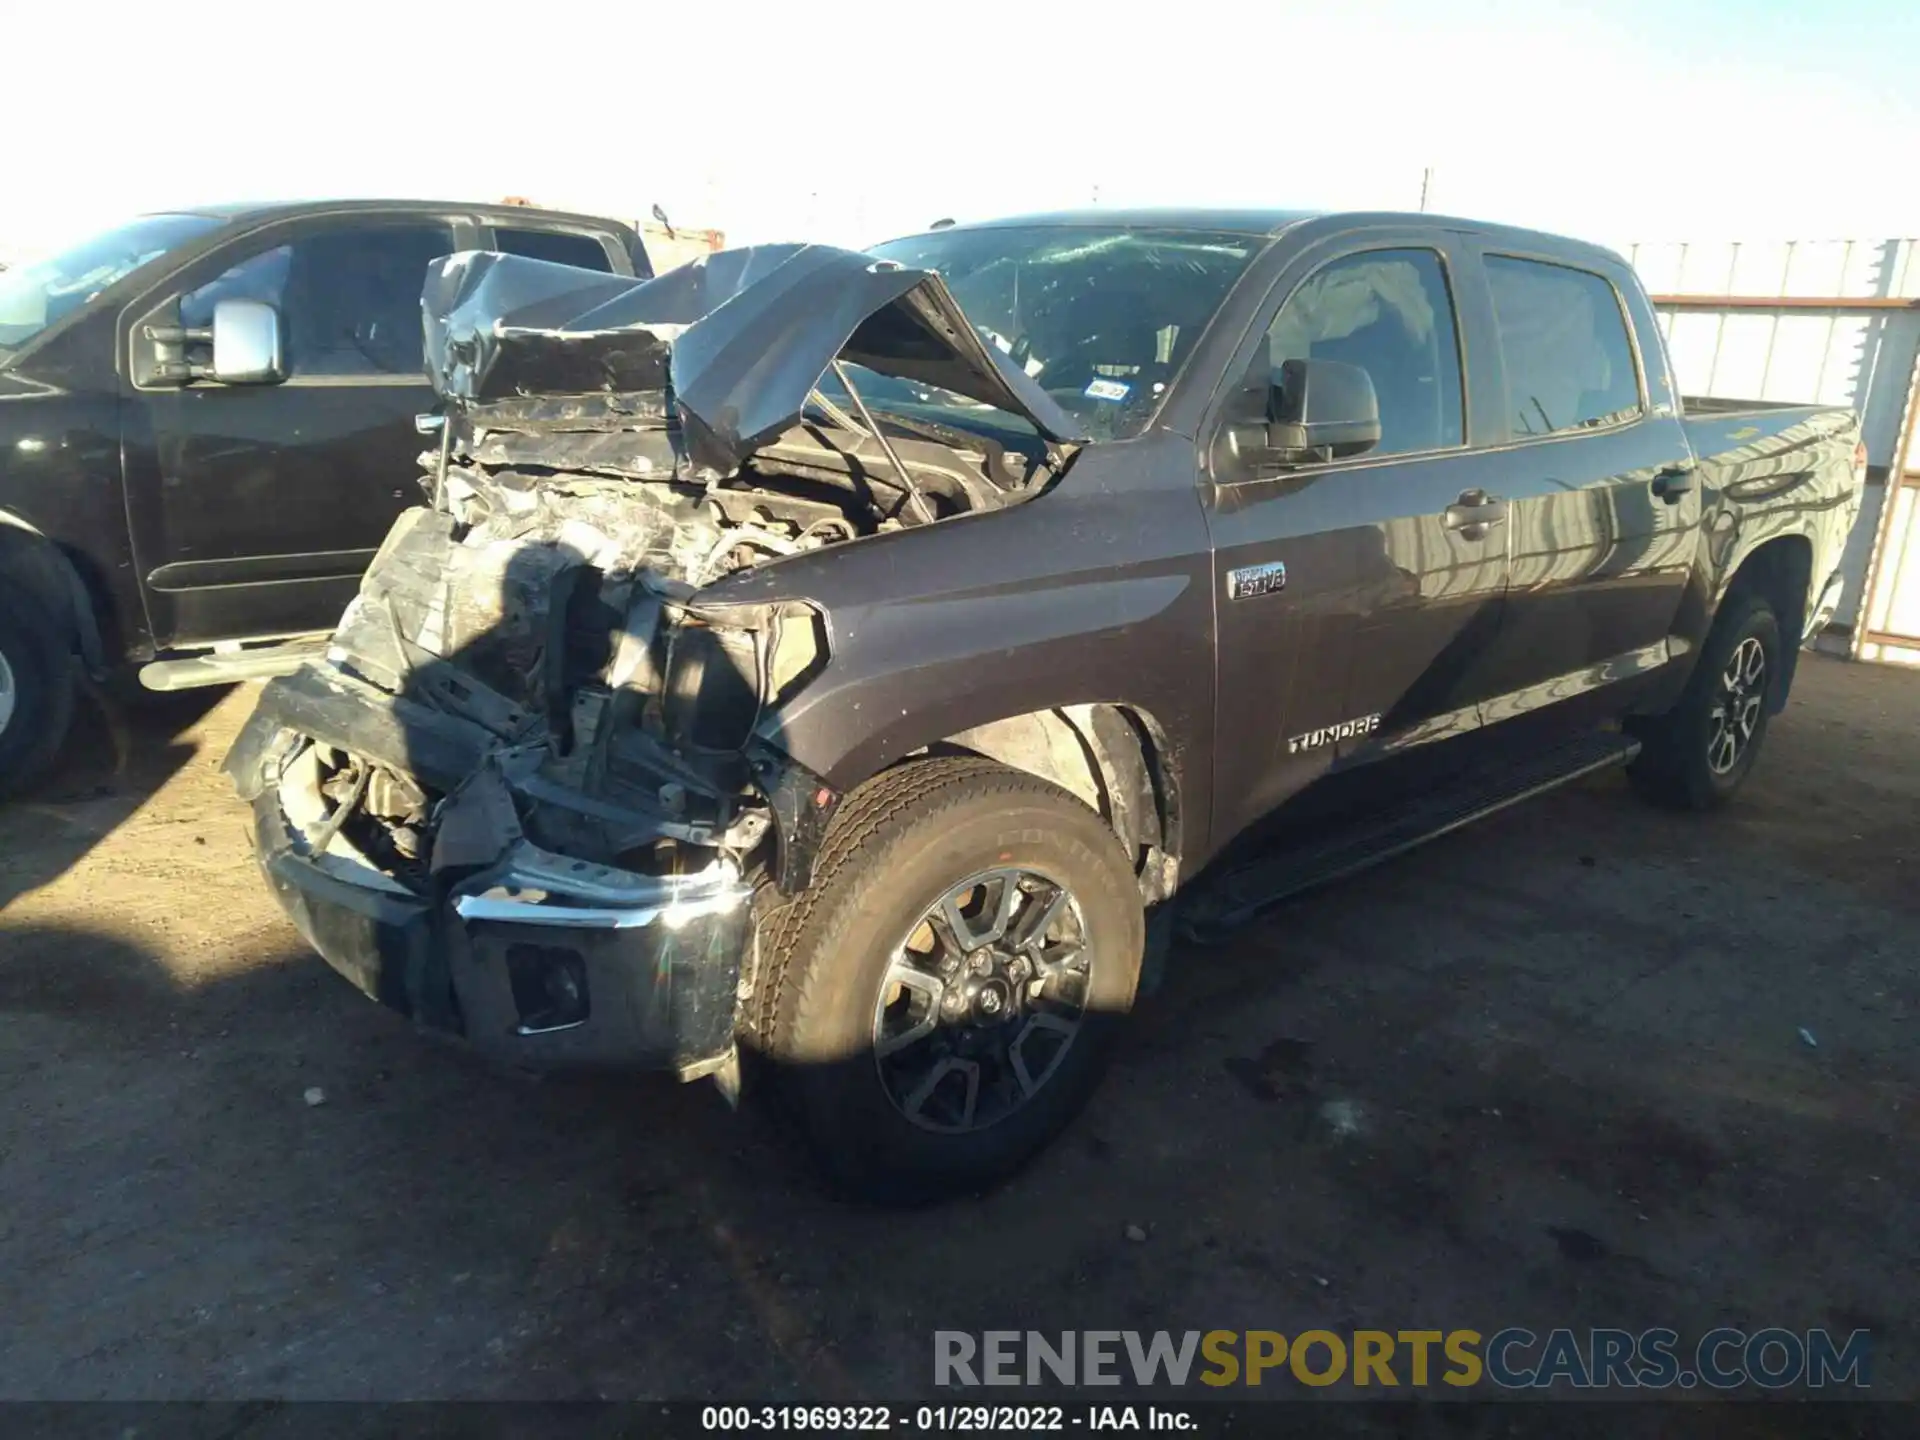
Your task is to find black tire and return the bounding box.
[750,756,1144,1203]
[0,575,78,802]
[1628,590,1781,811]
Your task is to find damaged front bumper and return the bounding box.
[228,675,753,1076]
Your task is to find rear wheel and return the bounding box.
[751,757,1144,1202]
[0,576,77,801]
[1628,590,1780,810]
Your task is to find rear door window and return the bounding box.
[1264,248,1465,457]
[494,227,615,272]
[1484,256,1642,437]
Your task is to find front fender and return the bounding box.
[771,571,1196,788]
[702,437,1219,857]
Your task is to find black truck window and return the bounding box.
[182,224,455,378]
[1484,256,1641,437]
[494,228,614,272]
[181,246,292,327]
[1264,248,1464,457]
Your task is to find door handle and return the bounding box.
[1444,490,1508,538]
[1651,463,1696,502]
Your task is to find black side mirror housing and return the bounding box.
[1266,357,1381,462]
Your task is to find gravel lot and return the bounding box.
[2,654,1917,1406]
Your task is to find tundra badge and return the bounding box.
[1288,714,1383,754]
[1227,561,1287,599]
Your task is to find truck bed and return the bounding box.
[1679,394,1823,419]
[1680,396,1859,468]
[1677,395,1864,643]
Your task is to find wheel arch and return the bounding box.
[1720,534,1812,712]
[915,703,1183,904]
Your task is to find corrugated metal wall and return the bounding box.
[1622,240,1920,652]
[1863,483,1920,664]
[638,223,725,274]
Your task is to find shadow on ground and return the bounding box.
[0,684,230,911]
[1,657,1918,1406]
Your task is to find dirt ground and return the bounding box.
[2,654,1918,1405]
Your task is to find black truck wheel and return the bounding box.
[0,576,77,801]
[751,756,1144,1202]
[1628,590,1781,811]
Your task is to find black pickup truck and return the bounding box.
[225,210,1866,1199]
[0,199,650,793]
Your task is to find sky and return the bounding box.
[3,0,1917,262]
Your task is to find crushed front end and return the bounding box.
[225,242,1080,1076]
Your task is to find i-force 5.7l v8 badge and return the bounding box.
[1227,561,1288,599]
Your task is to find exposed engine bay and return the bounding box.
[252,242,1087,914]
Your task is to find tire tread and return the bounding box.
[748,755,1080,1051]
[1629,589,1778,811]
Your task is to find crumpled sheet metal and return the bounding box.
[420,243,1088,477]
[422,252,652,400]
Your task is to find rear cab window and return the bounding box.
[1483,256,1642,437]
[493,227,615,273]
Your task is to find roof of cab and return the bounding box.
[903,206,1629,271]
[931,207,1325,236]
[159,199,636,231]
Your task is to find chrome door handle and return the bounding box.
[1444,492,1508,536]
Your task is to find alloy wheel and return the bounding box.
[1706,635,1767,775]
[872,867,1094,1133]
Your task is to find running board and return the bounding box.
[139,637,331,692]
[1181,730,1641,940]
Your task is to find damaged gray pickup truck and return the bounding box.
[227,209,1865,1199]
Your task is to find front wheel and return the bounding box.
[1628,590,1781,810]
[750,757,1144,1202]
[0,576,78,801]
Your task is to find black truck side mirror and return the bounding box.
[1215,353,1385,480]
[1266,357,1381,462]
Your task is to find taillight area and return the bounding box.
[1853,438,1870,484]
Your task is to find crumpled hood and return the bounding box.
[421,242,1089,475]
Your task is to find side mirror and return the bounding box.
[211,298,284,384]
[1266,358,1380,462]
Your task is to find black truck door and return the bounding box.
[1204,236,1510,849]
[1456,247,1698,730]
[122,214,474,648]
